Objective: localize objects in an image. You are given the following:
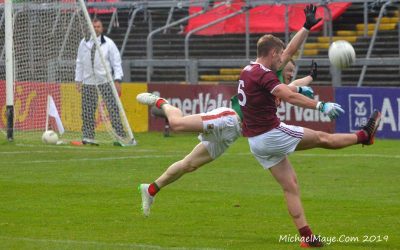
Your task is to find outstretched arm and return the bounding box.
[272,84,343,120]
[289,60,317,87]
[279,4,322,69]
[286,82,314,99]
[280,28,309,69]
[289,76,313,87]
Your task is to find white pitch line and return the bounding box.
[0,151,55,155]
[0,236,220,250]
[0,149,158,155]
[14,144,157,152]
[17,154,183,164]
[6,152,400,165]
[293,153,400,159]
[11,144,188,154]
[1,149,188,154]
[234,152,400,159]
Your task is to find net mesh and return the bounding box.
[0,0,134,145]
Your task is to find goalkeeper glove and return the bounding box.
[298,86,314,99]
[303,4,322,30]
[309,60,317,80]
[317,102,345,120]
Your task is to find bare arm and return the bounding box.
[288,75,313,87]
[272,84,317,110]
[288,60,317,87]
[273,82,344,120]
[279,4,322,70]
[287,84,300,92]
[279,28,309,70]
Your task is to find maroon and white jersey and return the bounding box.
[238,62,282,137]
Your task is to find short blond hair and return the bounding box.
[257,34,285,58]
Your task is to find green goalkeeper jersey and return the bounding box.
[276,69,284,83]
[230,95,242,120]
[231,69,284,120]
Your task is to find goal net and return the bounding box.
[0,0,136,145]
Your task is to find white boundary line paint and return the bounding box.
[234,152,400,159]
[16,154,183,164]
[0,236,220,250]
[6,152,400,165]
[12,144,188,154]
[0,150,158,155]
[15,144,158,152]
[292,153,400,159]
[0,151,61,154]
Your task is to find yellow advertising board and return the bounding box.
[121,83,148,132]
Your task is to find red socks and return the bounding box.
[148,182,160,196]
[355,130,368,144]
[299,225,313,240]
[156,99,167,109]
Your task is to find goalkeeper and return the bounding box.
[75,18,125,145]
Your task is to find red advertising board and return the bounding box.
[0,81,61,130]
[148,84,335,133]
[148,84,236,131]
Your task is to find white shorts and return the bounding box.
[198,107,241,159]
[248,122,304,169]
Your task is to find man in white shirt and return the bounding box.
[75,18,125,145]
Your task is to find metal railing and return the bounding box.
[146,1,231,82]
[120,7,145,56]
[184,5,250,83]
[357,0,395,86]
[126,57,400,68]
[122,57,400,85]
[135,0,400,85]
[107,9,119,34]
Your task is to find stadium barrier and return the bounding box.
[335,87,400,139]
[121,83,149,132]
[0,81,149,133]
[2,82,398,138]
[146,84,400,139]
[147,83,335,133]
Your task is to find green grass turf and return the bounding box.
[0,132,399,249]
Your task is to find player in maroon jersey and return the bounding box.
[238,34,381,248]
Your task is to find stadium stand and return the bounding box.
[0,1,398,86]
[97,2,399,86]
[298,3,400,86]
[195,3,400,86]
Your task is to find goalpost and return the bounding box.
[0,0,136,146]
[4,0,13,142]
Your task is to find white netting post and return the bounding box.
[0,0,136,145]
[77,0,136,146]
[5,0,14,141]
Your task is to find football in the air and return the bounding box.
[328,40,356,69]
[42,130,59,144]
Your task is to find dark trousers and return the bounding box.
[81,83,126,140]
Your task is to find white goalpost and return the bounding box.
[4,0,13,142]
[0,0,136,146]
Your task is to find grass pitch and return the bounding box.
[0,132,399,249]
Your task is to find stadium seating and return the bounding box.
[196,3,400,86]
[0,2,397,86]
[101,2,399,86]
